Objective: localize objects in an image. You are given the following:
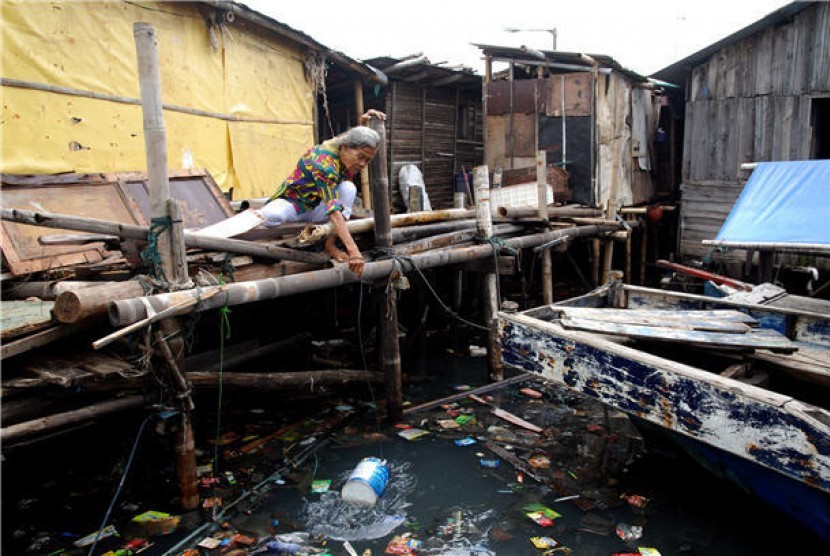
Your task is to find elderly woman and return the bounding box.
[258,110,386,278]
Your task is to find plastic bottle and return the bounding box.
[265,539,303,553]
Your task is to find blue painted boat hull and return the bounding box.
[498,283,830,541]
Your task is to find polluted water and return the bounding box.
[3,349,829,555]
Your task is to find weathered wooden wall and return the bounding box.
[679,2,830,264]
[385,81,483,212]
[485,72,657,208]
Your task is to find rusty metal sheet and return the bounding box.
[542,74,592,117]
[486,80,540,116]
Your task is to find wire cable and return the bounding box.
[87,413,153,556]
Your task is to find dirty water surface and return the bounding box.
[2,350,828,555]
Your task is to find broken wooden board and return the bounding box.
[555,307,757,333]
[558,316,795,351]
[749,345,830,388]
[189,208,265,238]
[1,300,55,340]
[725,282,788,305]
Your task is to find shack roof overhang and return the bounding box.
[473,44,651,84]
[362,55,482,91]
[650,1,813,87]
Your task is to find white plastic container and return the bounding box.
[340,457,389,507]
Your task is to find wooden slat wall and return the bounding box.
[423,87,456,209]
[386,82,483,212]
[388,82,424,211]
[679,2,830,264]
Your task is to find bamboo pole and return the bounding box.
[134,22,197,511]
[354,80,371,210]
[391,219,477,243]
[473,166,503,382]
[452,192,466,353]
[537,151,553,304]
[298,208,476,244]
[0,208,328,264]
[369,117,403,421]
[497,206,602,219]
[106,224,620,327]
[394,224,522,257]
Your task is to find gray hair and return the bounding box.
[342,126,380,149]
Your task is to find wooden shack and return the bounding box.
[474,45,665,211]
[651,1,830,274]
[318,54,484,212]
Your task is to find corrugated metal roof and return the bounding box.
[473,44,650,83]
[650,1,814,87]
[363,55,482,90]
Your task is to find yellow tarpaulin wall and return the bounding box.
[1,0,315,200]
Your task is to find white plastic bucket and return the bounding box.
[340,457,389,507]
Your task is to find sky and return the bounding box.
[241,0,793,76]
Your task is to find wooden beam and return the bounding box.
[1,395,148,445]
[369,117,403,421]
[187,370,383,389]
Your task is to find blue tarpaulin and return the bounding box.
[710,160,830,251]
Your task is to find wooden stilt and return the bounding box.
[134,21,197,511]
[537,151,553,304]
[640,218,648,286]
[473,166,503,382]
[369,118,403,421]
[592,238,601,286]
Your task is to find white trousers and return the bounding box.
[259,181,357,226]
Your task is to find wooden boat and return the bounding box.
[498,280,830,541]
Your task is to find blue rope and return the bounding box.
[140,216,172,282]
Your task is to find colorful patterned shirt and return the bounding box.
[269,137,355,215]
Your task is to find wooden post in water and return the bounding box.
[602,135,621,285]
[133,22,198,511]
[537,151,553,304]
[368,118,403,420]
[473,166,503,381]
